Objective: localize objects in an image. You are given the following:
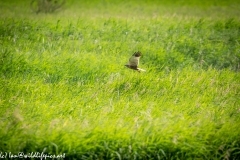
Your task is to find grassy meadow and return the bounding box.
[1,0,240,159]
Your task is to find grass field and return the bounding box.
[1,0,240,159]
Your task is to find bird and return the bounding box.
[125,51,146,72]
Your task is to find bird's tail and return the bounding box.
[137,68,146,72]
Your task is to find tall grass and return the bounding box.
[0,0,240,159]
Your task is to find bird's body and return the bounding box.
[125,52,146,72]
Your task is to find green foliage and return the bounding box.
[0,0,240,159]
[30,0,66,14]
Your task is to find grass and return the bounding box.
[0,0,240,159]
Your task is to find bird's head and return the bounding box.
[133,51,141,57]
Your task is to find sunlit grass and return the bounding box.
[0,0,240,159]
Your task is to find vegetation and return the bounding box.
[0,0,240,159]
[30,0,66,14]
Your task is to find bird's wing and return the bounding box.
[137,68,146,72]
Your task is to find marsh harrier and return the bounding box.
[125,51,146,72]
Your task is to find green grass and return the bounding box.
[1,0,240,159]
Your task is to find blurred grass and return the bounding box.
[0,0,240,159]
[1,0,240,19]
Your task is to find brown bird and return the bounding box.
[125,51,146,72]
